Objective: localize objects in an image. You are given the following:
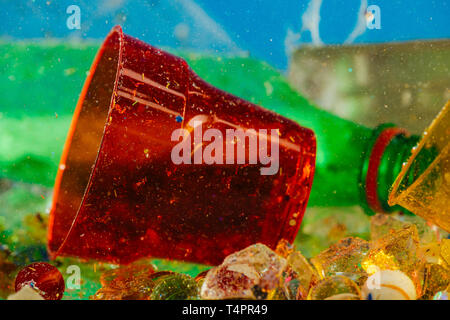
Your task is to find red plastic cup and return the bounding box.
[48,26,316,265]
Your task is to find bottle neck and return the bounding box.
[360,124,420,214]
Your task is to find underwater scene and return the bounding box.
[0,0,449,303]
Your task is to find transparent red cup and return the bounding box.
[48,26,316,265]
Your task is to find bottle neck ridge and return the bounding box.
[360,124,420,215]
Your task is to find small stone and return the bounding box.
[362,225,422,277]
[201,264,256,299]
[100,262,157,290]
[93,261,158,300]
[419,263,450,300]
[7,285,44,300]
[311,237,369,285]
[151,273,199,300]
[15,262,65,300]
[201,243,287,300]
[307,275,361,300]
[370,213,410,241]
[361,270,417,300]
[401,215,439,244]
[371,213,438,244]
[285,251,319,299]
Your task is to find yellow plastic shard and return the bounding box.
[389,100,450,232]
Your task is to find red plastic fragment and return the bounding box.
[48,26,316,265]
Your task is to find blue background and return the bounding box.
[1,0,449,69]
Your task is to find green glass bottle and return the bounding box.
[0,43,421,214]
[180,54,422,215]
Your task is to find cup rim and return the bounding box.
[47,26,125,258]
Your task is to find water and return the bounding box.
[0,0,449,300]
